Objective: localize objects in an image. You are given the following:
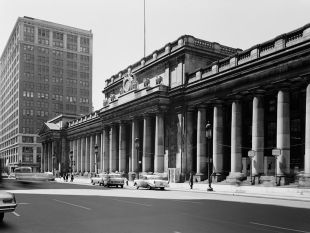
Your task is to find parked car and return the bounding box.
[91,173,107,186]
[134,175,169,190]
[106,173,125,188]
[44,172,55,181]
[0,191,17,222]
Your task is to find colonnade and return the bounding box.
[68,113,165,175]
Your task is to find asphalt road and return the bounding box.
[1,179,310,233]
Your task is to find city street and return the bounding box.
[1,179,310,233]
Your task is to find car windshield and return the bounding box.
[109,174,121,178]
[144,176,163,180]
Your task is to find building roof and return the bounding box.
[45,123,61,131]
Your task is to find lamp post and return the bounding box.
[272,148,281,186]
[52,154,56,176]
[94,144,98,175]
[248,150,255,185]
[205,122,213,191]
[135,138,140,179]
[69,150,73,176]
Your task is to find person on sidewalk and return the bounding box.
[189,172,194,189]
[70,174,74,182]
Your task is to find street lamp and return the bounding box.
[94,144,98,175]
[135,138,140,179]
[205,122,213,191]
[69,150,73,176]
[248,150,255,185]
[272,148,281,186]
[52,154,56,176]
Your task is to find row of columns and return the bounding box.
[193,88,295,177]
[69,113,165,174]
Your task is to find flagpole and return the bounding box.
[144,0,146,58]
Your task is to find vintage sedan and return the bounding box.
[90,173,107,186]
[134,175,169,190]
[106,173,125,188]
[0,191,17,222]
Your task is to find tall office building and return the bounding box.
[0,17,93,172]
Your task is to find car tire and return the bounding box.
[0,213,4,222]
[148,185,152,190]
[120,185,123,188]
[160,187,165,190]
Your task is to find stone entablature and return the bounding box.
[188,24,310,84]
[104,35,241,88]
[68,111,99,127]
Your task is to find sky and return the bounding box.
[1,0,310,111]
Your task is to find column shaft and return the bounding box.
[252,96,264,175]
[119,124,127,173]
[109,125,118,172]
[155,114,165,173]
[197,108,207,174]
[143,116,152,172]
[305,84,310,174]
[131,119,139,172]
[213,105,223,174]
[103,128,110,172]
[231,101,242,173]
[276,90,290,175]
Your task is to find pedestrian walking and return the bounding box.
[65,173,69,182]
[70,174,74,182]
[189,172,194,189]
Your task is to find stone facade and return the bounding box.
[40,24,310,185]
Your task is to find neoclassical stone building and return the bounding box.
[40,24,310,185]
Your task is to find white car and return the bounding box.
[0,191,17,222]
[134,175,169,190]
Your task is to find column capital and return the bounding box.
[196,103,208,110]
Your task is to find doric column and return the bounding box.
[276,89,290,175]
[252,95,264,175]
[231,100,242,174]
[103,127,110,172]
[213,104,224,174]
[131,119,139,172]
[196,107,207,175]
[176,112,184,174]
[155,113,165,173]
[41,143,45,172]
[109,125,118,172]
[305,84,310,175]
[81,137,85,172]
[119,122,127,173]
[90,135,94,173]
[143,116,152,172]
[77,138,80,173]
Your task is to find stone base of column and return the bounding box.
[194,173,207,182]
[298,174,310,187]
[212,173,226,183]
[225,172,246,184]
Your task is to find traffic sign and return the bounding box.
[272,149,281,156]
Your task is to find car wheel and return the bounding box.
[160,187,165,190]
[0,213,4,222]
[120,185,123,188]
[148,185,152,190]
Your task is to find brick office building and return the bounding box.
[0,17,93,172]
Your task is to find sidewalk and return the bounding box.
[55,177,310,202]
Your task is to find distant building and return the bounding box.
[40,24,310,186]
[0,17,93,172]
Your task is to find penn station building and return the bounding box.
[39,23,310,186]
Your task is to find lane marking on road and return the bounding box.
[12,212,20,217]
[53,199,91,210]
[250,222,310,233]
[110,198,152,207]
[18,202,31,205]
[173,200,202,204]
